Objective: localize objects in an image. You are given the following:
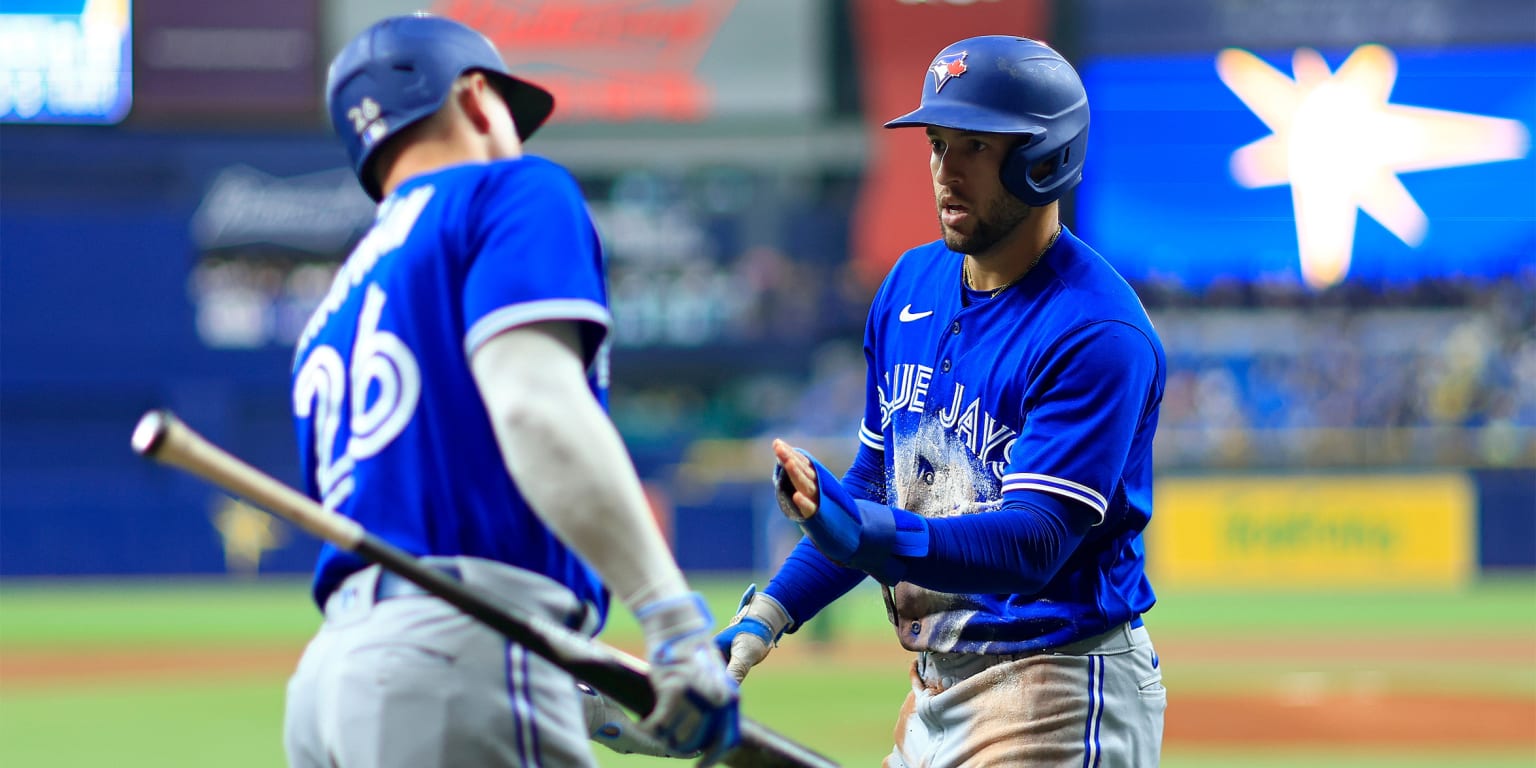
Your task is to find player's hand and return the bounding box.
[578,681,702,757]
[773,438,819,520]
[714,584,794,683]
[770,445,930,585]
[635,593,742,765]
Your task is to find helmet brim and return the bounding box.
[884,102,1041,135]
[483,70,555,141]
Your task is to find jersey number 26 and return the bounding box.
[293,284,421,509]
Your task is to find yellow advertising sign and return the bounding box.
[1150,474,1474,588]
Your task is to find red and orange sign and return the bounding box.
[431,0,735,121]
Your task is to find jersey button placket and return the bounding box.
[940,359,951,373]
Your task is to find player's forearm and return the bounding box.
[840,443,888,504]
[791,449,1097,592]
[763,537,866,627]
[805,494,1088,593]
[901,495,1092,593]
[472,326,687,609]
[505,394,687,608]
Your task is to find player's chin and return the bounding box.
[941,231,974,253]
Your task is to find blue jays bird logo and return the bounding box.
[930,52,968,92]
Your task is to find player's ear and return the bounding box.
[455,73,494,135]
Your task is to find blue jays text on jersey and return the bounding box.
[290,156,612,622]
[878,363,1019,484]
[854,226,1167,654]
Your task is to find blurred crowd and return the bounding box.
[1149,274,1536,468]
[175,163,1534,473]
[611,271,1536,472]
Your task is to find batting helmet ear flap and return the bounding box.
[999,124,1089,207]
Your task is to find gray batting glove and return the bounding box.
[577,681,700,758]
[713,584,794,683]
[635,593,742,766]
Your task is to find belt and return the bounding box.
[375,566,462,601]
[369,564,592,632]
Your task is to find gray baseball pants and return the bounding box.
[283,556,601,768]
[885,620,1166,767]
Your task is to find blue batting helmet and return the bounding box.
[326,14,555,201]
[885,36,1089,207]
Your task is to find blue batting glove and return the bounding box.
[714,584,793,682]
[577,681,700,758]
[635,593,742,765]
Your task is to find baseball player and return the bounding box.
[282,14,738,767]
[717,36,1167,766]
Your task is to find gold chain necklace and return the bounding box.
[963,225,1062,298]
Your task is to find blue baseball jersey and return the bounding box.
[857,226,1165,654]
[291,155,610,622]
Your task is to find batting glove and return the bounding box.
[577,681,701,758]
[635,593,742,765]
[713,584,793,683]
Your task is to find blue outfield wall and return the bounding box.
[0,388,322,577]
[2,428,1532,577]
[1475,469,1536,569]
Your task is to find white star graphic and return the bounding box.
[1217,44,1530,289]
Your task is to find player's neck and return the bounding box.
[962,209,1061,293]
[379,136,522,199]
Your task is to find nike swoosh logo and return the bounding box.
[899,305,934,322]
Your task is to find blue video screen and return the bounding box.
[0,0,132,124]
[1076,45,1536,289]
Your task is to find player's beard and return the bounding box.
[940,190,1031,256]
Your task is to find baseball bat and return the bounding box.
[131,409,838,768]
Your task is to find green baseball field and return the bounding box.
[2,576,1532,766]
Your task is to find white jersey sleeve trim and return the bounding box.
[1001,472,1109,524]
[858,421,885,451]
[464,299,613,359]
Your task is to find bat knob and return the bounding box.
[132,409,174,457]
